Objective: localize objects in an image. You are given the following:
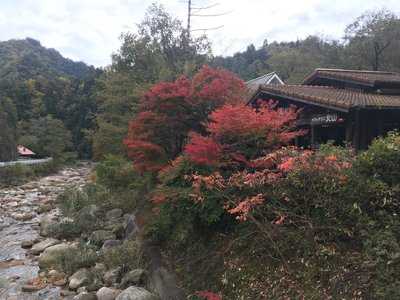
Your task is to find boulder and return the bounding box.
[124,215,139,240]
[116,287,158,300]
[97,287,121,300]
[78,205,99,219]
[90,230,116,246]
[69,268,92,290]
[106,209,123,220]
[39,243,76,269]
[39,214,57,237]
[73,292,97,300]
[21,240,34,249]
[103,267,121,287]
[120,269,146,288]
[101,240,122,251]
[31,238,60,255]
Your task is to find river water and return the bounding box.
[0,163,91,300]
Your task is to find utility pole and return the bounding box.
[185,1,230,36]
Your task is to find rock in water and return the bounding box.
[116,287,159,300]
[69,268,92,290]
[38,243,76,269]
[97,287,121,300]
[31,238,60,255]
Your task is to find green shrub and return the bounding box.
[355,131,400,186]
[100,240,142,271]
[95,155,139,190]
[53,244,98,275]
[0,160,59,187]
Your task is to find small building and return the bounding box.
[248,69,400,150]
[17,145,35,158]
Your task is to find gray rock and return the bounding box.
[103,267,121,287]
[78,205,99,219]
[69,268,92,290]
[21,240,34,249]
[39,243,76,269]
[73,292,97,300]
[90,230,116,246]
[120,269,146,288]
[39,214,57,237]
[97,287,121,300]
[106,209,123,220]
[116,287,158,300]
[31,238,60,255]
[124,215,139,240]
[101,240,122,250]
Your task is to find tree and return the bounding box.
[345,9,400,71]
[0,98,18,161]
[112,3,211,82]
[124,65,246,172]
[18,115,72,158]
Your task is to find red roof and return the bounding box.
[17,145,35,156]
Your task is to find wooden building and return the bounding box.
[248,69,400,150]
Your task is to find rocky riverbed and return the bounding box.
[0,163,92,299]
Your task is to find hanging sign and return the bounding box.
[311,114,344,125]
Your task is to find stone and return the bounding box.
[106,208,123,220]
[13,212,34,221]
[53,278,67,286]
[103,267,121,287]
[124,215,139,240]
[36,203,52,214]
[21,240,34,249]
[78,205,99,219]
[69,268,92,290]
[39,214,57,237]
[97,287,121,300]
[61,289,77,297]
[116,287,158,300]
[120,269,146,288]
[21,284,45,292]
[77,286,88,293]
[39,243,76,269]
[89,230,116,246]
[73,292,97,300]
[102,240,122,250]
[111,224,125,239]
[31,238,60,255]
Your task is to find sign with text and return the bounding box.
[311,114,344,125]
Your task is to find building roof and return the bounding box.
[303,68,400,88]
[246,71,284,93]
[250,84,400,112]
[17,145,35,156]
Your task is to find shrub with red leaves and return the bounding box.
[124,65,246,172]
[184,102,305,168]
[196,291,222,300]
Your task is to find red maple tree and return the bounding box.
[124,65,246,172]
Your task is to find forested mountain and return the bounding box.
[0,38,93,80]
[0,38,100,160]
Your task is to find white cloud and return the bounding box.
[1,0,400,66]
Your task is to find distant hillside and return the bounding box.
[0,38,95,81]
[0,38,100,159]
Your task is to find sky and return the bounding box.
[1,0,400,67]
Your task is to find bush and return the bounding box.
[53,244,98,275]
[355,131,400,186]
[0,160,58,187]
[101,240,142,271]
[95,155,139,190]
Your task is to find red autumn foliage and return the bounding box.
[124,65,246,172]
[184,102,305,168]
[195,291,222,300]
